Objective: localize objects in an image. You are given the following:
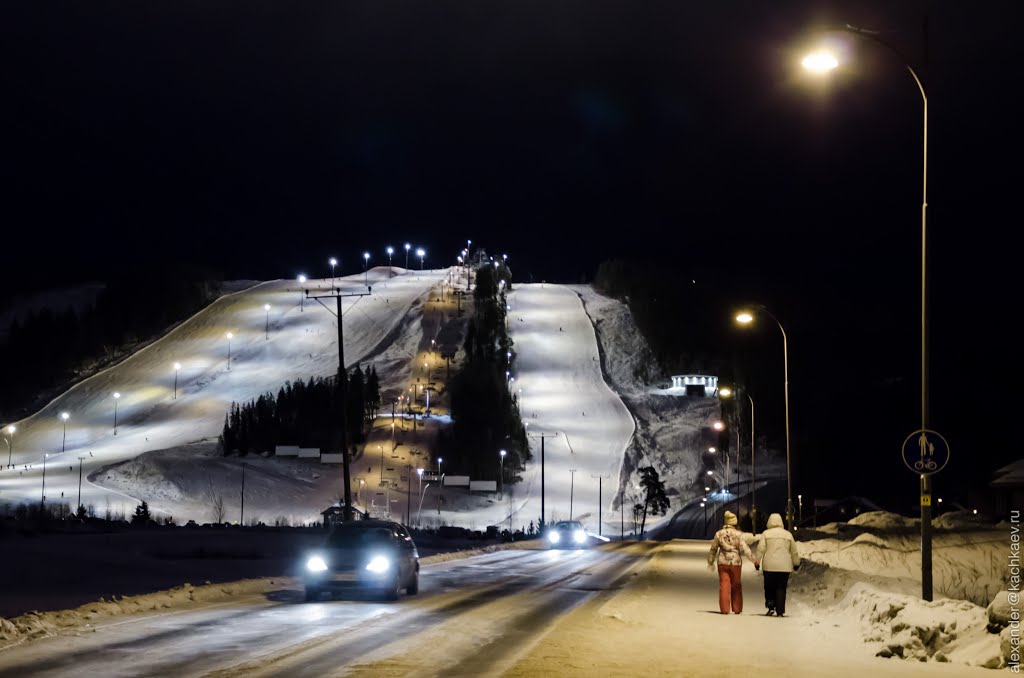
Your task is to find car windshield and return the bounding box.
[556,521,582,530]
[326,526,395,549]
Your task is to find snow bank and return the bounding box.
[0,577,282,646]
[837,583,1003,668]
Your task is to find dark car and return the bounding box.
[546,520,588,549]
[302,520,420,601]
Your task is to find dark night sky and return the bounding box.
[0,1,1015,508]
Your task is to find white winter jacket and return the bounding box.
[754,515,801,573]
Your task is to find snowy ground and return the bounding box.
[0,268,444,522]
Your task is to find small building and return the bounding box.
[321,505,368,528]
[669,374,719,397]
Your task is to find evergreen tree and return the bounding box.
[132,501,151,525]
[638,466,670,536]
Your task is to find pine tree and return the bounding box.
[132,500,151,525]
[638,466,670,536]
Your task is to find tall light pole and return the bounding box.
[264,304,271,340]
[499,449,506,494]
[416,248,425,271]
[719,386,758,532]
[240,462,246,526]
[416,468,424,525]
[329,257,337,284]
[803,25,935,601]
[41,453,48,508]
[363,252,370,286]
[60,412,70,453]
[379,445,385,484]
[4,425,15,468]
[736,308,792,530]
[298,274,307,311]
[77,455,86,512]
[437,457,444,515]
[386,246,394,278]
[173,362,181,398]
[569,468,577,520]
[113,392,121,435]
[225,333,233,371]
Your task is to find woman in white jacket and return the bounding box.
[753,513,801,616]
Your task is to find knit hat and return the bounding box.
[724,511,738,526]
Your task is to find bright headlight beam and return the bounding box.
[306,556,328,572]
[366,555,391,573]
[548,531,560,543]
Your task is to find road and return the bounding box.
[0,541,987,677]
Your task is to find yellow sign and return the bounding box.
[921,495,932,506]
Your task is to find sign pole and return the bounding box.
[902,428,948,602]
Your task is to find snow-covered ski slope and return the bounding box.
[506,283,634,532]
[0,268,444,511]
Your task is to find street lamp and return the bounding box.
[173,362,181,398]
[379,444,385,484]
[802,26,934,598]
[363,251,370,286]
[264,304,271,340]
[60,412,70,453]
[41,453,48,507]
[499,449,507,494]
[404,243,411,270]
[569,468,577,521]
[4,425,15,468]
[113,392,121,435]
[416,248,425,270]
[736,307,793,530]
[77,455,86,512]
[298,274,307,311]
[437,456,443,476]
[719,386,758,532]
[329,257,337,284]
[225,332,233,371]
[386,246,394,278]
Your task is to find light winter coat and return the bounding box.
[708,525,754,567]
[754,513,801,573]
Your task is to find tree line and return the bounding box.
[0,266,219,420]
[219,364,381,456]
[441,261,529,481]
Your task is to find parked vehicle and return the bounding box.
[547,520,588,549]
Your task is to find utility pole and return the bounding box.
[569,469,577,521]
[307,283,371,522]
[240,462,246,526]
[77,455,86,512]
[527,431,559,530]
[406,465,412,525]
[591,474,609,536]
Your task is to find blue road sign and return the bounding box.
[901,429,950,475]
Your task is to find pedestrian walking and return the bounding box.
[753,512,801,617]
[707,510,755,614]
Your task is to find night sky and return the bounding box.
[0,1,1013,509]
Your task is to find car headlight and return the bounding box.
[365,555,391,573]
[574,530,586,543]
[548,531,560,543]
[306,555,328,573]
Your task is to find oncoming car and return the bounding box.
[302,520,420,601]
[547,520,588,549]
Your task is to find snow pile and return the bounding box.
[838,583,1003,668]
[0,577,282,645]
[846,510,921,530]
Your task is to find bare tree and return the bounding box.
[206,476,226,523]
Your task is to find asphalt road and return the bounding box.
[0,543,657,678]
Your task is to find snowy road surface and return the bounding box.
[0,268,443,516]
[504,284,634,534]
[0,541,986,677]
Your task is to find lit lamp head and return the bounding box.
[417,468,423,476]
[226,332,233,340]
[329,257,337,267]
[708,447,717,453]
[719,387,733,398]
[500,449,507,458]
[6,425,14,434]
[404,243,411,252]
[801,50,839,74]
[113,392,121,399]
[735,312,754,325]
[174,362,181,371]
[416,248,425,258]
[298,274,307,284]
[712,421,725,431]
[61,412,70,422]
[363,252,369,261]
[264,304,270,311]
[386,246,394,256]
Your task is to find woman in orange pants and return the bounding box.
[707,510,757,614]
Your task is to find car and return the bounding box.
[546,520,588,549]
[302,520,420,601]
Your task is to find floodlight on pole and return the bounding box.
[60,412,70,453]
[226,332,233,371]
[363,252,370,286]
[386,246,394,277]
[264,304,271,340]
[329,257,337,284]
[499,449,507,494]
[416,248,425,270]
[4,425,15,468]
[113,392,121,434]
[173,362,181,399]
[298,275,307,311]
[712,421,725,431]
[404,243,411,270]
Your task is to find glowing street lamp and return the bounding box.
[60,412,70,453]
[499,449,507,493]
[712,421,725,431]
[4,425,15,468]
[416,248,425,270]
[437,456,443,476]
[404,243,411,270]
[264,304,271,340]
[719,386,758,532]
[173,362,181,399]
[386,246,394,277]
[329,257,338,284]
[735,307,792,529]
[801,50,838,73]
[113,392,121,435]
[363,251,370,286]
[225,332,233,371]
[297,275,307,311]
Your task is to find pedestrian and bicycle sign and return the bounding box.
[901,429,950,475]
